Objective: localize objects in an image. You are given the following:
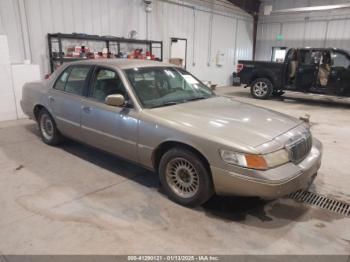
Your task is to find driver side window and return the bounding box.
[89,68,127,102]
[332,52,350,68]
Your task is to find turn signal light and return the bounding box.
[245,154,268,170]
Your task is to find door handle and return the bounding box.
[48,96,55,102]
[82,106,91,113]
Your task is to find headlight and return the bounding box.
[219,149,290,170]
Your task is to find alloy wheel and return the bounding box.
[253,81,268,97]
[165,157,200,198]
[40,114,54,141]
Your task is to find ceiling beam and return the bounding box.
[227,0,261,16]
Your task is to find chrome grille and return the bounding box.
[287,135,312,163]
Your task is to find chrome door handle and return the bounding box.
[48,96,55,102]
[82,106,91,113]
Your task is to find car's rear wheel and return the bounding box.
[251,78,273,99]
[159,147,214,207]
[38,109,62,145]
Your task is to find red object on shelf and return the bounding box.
[135,49,141,55]
[72,52,80,58]
[236,63,244,73]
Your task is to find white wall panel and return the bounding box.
[326,19,350,49]
[0,0,24,63]
[0,12,4,34]
[304,21,327,48]
[150,0,195,61]
[256,0,350,60]
[0,0,253,87]
[205,14,237,86]
[0,64,17,121]
[11,64,41,119]
[236,19,253,62]
[255,23,280,61]
[191,15,253,86]
[0,35,10,64]
[280,22,305,48]
[0,36,17,121]
[22,0,147,75]
[190,10,211,81]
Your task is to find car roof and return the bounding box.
[69,59,177,69]
[297,47,349,53]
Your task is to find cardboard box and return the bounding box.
[169,58,183,67]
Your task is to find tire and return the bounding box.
[38,109,62,146]
[159,147,214,207]
[250,78,273,99]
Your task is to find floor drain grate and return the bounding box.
[288,190,350,217]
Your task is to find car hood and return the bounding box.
[147,96,302,148]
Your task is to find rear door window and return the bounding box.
[332,52,350,68]
[53,65,91,95]
[53,68,71,91]
[65,66,91,95]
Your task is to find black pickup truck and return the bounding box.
[237,48,350,99]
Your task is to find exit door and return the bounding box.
[170,38,187,68]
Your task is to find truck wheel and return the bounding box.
[159,147,214,207]
[251,78,273,99]
[38,109,63,146]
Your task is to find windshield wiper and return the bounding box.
[151,101,180,109]
[150,97,208,109]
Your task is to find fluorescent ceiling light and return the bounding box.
[272,4,350,14]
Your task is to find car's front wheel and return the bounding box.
[38,109,62,145]
[251,78,273,99]
[159,147,214,207]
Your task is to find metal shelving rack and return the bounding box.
[48,33,163,73]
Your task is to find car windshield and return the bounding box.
[124,67,215,108]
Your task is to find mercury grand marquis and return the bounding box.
[21,59,322,206]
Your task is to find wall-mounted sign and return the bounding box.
[276,34,284,41]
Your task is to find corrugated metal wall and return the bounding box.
[0,0,254,86]
[256,0,350,61]
[0,12,3,34]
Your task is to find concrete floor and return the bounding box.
[0,86,349,255]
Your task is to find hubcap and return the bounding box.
[40,114,54,140]
[165,157,199,198]
[253,81,268,97]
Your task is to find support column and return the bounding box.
[17,0,32,61]
[0,12,4,34]
[252,14,258,60]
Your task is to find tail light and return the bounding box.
[236,63,244,73]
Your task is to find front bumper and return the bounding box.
[211,138,322,200]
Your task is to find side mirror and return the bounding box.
[105,94,125,107]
